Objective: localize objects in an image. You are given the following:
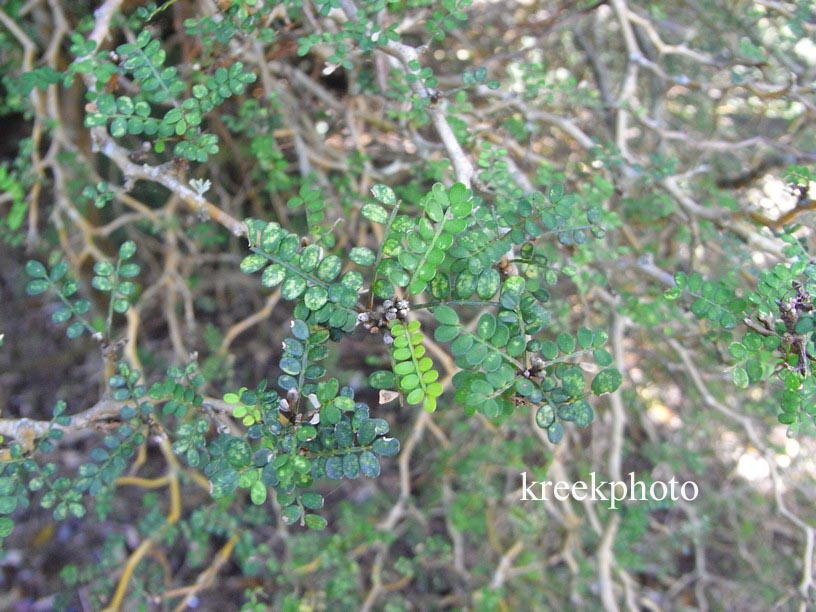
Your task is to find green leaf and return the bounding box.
[450,334,473,356]
[110,117,127,138]
[26,279,50,296]
[573,400,594,427]
[406,279,424,295]
[745,358,763,383]
[0,496,17,514]
[240,254,267,274]
[225,438,252,468]
[362,203,389,224]
[261,264,286,288]
[434,325,459,343]
[664,287,681,300]
[301,492,324,510]
[305,514,328,530]
[432,182,449,209]
[290,319,309,340]
[343,453,360,478]
[321,403,341,425]
[434,304,459,325]
[359,451,381,477]
[0,517,13,538]
[325,457,343,479]
[728,342,747,360]
[372,437,400,456]
[591,368,622,395]
[593,349,614,367]
[399,374,420,391]
[732,366,749,389]
[547,422,564,443]
[26,260,47,278]
[426,382,443,397]
[349,247,376,266]
[91,276,113,291]
[316,256,342,282]
[481,399,499,418]
[357,420,377,445]
[66,321,85,339]
[465,343,488,366]
[516,378,535,396]
[795,317,813,334]
[0,478,14,496]
[96,94,117,115]
[371,184,396,205]
[299,245,321,272]
[474,313,496,340]
[304,286,328,310]
[370,370,396,389]
[538,341,557,360]
[119,263,140,278]
[281,275,307,299]
[448,183,471,216]
[406,388,424,404]
[556,333,575,354]
[535,404,555,428]
[280,356,302,375]
[282,505,302,524]
[250,480,267,505]
[210,468,238,498]
[425,196,444,222]
[477,269,500,299]
[577,328,593,349]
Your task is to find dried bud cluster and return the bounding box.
[357,298,411,343]
[522,356,546,379]
[278,388,320,424]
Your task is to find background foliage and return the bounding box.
[1,0,816,609]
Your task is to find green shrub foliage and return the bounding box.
[1,0,814,609]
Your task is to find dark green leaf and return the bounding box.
[26,260,47,278]
[370,370,396,389]
[210,468,238,498]
[547,422,564,443]
[26,279,49,295]
[434,304,459,325]
[372,437,400,457]
[343,453,360,479]
[359,451,380,477]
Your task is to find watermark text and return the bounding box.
[520,472,698,509]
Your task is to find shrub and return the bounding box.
[1,0,815,609]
